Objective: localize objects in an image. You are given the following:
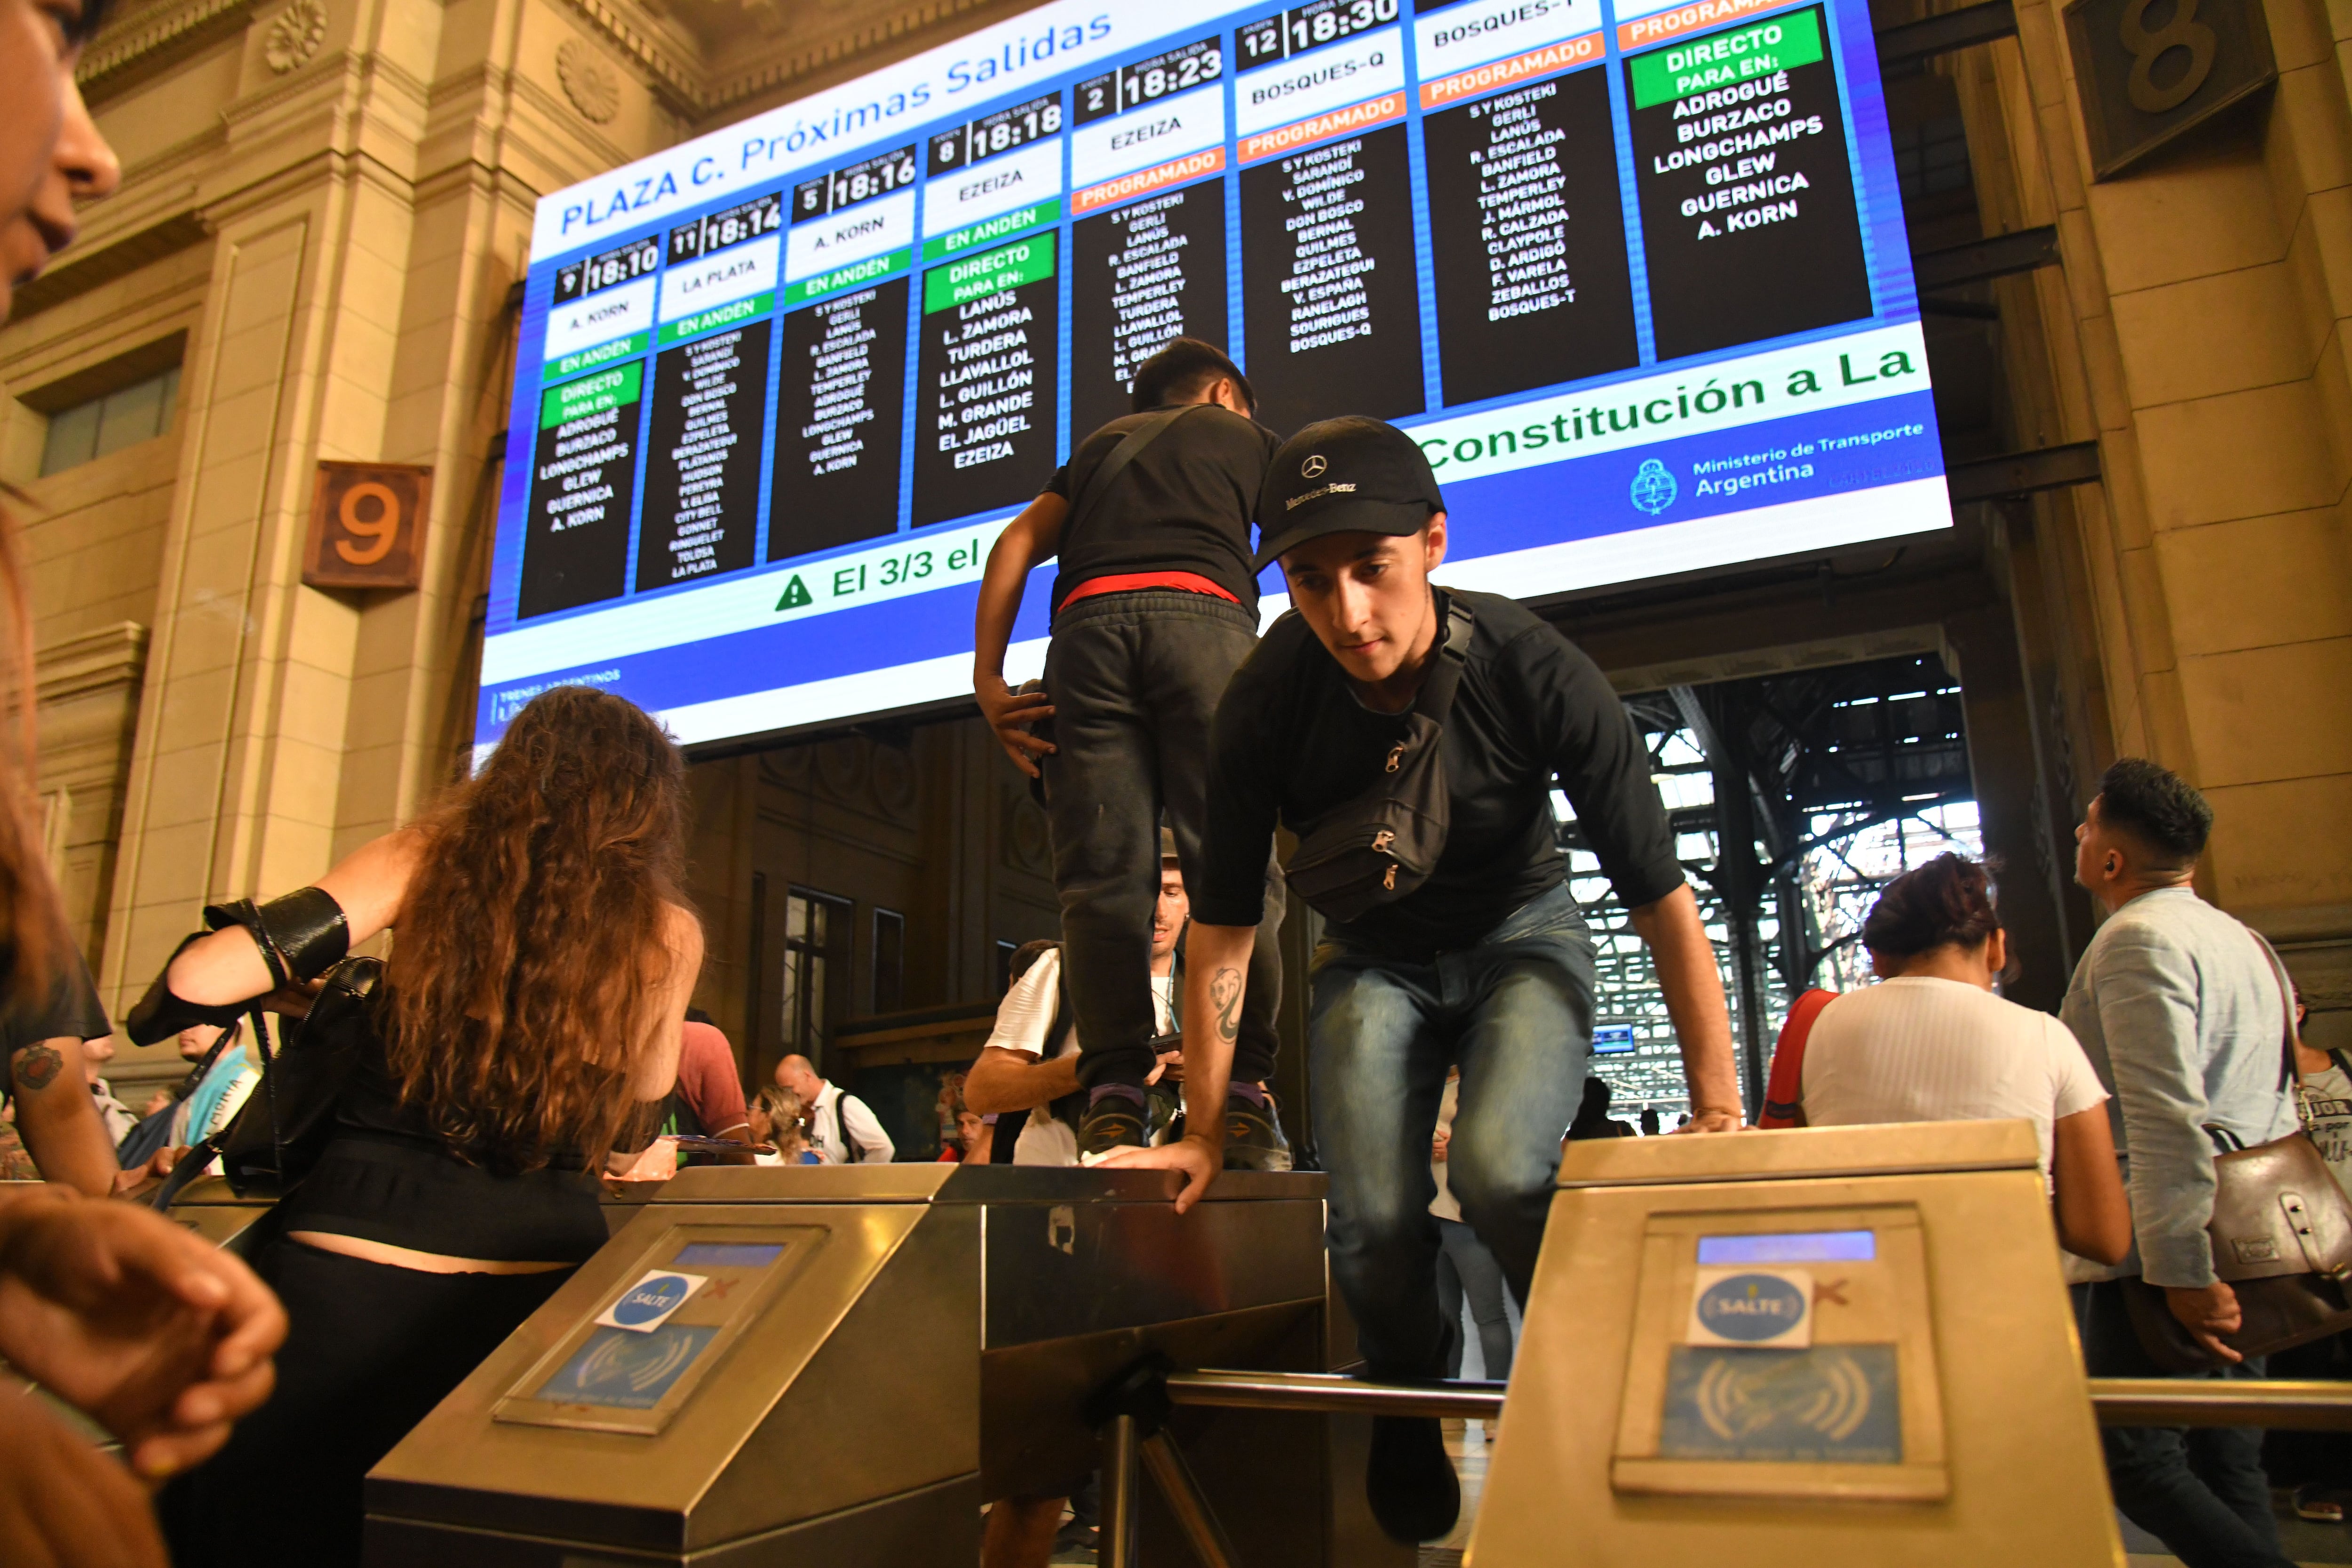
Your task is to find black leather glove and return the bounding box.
[124,933,245,1046]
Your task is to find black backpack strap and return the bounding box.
[1065,405,1202,538]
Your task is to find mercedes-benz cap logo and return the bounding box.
[1301,455,1327,477]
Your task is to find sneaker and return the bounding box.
[1077,1094,1147,1158]
[1366,1414,1459,1544]
[1049,1520,1099,1562]
[1221,1093,1294,1171]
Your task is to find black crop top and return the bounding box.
[275,1034,608,1264]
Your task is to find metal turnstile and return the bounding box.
[1469,1120,2125,1566]
[159,1174,280,1255]
[364,1163,1400,1566]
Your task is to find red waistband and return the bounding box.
[1056,571,1240,613]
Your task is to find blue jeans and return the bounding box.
[1309,881,1595,1378]
[2074,1281,2293,1568]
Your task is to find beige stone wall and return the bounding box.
[1941,0,2352,1040]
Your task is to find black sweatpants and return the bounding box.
[160,1239,571,1568]
[1039,590,1284,1090]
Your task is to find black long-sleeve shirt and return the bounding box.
[1194,589,1683,959]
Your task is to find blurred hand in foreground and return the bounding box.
[0,1188,285,1478]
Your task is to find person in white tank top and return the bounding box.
[1796,853,2132,1268]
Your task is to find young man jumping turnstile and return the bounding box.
[1104,417,1743,1545]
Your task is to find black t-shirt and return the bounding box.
[1041,404,1283,613]
[1196,589,1683,959]
[0,945,112,1096]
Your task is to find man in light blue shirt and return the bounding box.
[2061,758,2298,1568]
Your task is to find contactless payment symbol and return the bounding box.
[595,1269,709,1334]
[1687,1266,1812,1348]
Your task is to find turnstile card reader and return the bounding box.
[1470,1121,2123,1567]
[366,1164,1357,1567]
[494,1227,822,1437]
[1611,1204,1947,1501]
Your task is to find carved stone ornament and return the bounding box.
[556,38,622,125]
[262,0,326,73]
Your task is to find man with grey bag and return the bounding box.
[2063,757,2302,1568]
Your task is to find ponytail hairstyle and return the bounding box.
[381,686,693,1169]
[1861,853,2002,964]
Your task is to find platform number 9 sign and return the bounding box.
[304,461,432,590]
[2065,0,2274,180]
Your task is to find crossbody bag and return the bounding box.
[1283,596,1475,924]
[2122,933,2352,1369]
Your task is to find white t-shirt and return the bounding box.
[2297,1054,2352,1198]
[1801,977,2108,1185]
[985,948,1174,1166]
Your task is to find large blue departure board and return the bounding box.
[482,0,1950,751]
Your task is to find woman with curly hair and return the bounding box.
[149,685,704,1567]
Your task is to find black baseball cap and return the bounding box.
[1254,416,1445,571]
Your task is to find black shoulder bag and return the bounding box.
[1282,596,1476,924]
[151,955,383,1208]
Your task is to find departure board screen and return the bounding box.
[484,0,1947,751]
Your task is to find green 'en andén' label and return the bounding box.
[545,331,647,383]
[922,199,1061,262]
[1629,9,1823,110]
[923,233,1056,314]
[540,360,643,429]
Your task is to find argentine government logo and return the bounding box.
[1631,459,1677,515]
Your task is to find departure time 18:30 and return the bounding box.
[1239,0,1401,65]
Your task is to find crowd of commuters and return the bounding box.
[0,8,2346,1557]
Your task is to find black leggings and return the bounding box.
[160,1239,571,1568]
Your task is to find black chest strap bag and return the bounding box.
[1283,596,1475,924]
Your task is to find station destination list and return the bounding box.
[1422,68,1639,406]
[639,318,773,590]
[1625,4,1872,360]
[771,280,910,560]
[509,0,1906,624]
[1070,181,1229,440]
[911,232,1062,527]
[1239,126,1426,434]
[521,358,642,620]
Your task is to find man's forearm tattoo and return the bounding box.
[11,1043,64,1092]
[1211,967,1243,1043]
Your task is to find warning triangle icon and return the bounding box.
[776,574,813,611]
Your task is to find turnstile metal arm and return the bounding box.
[1160,1369,2352,1429]
[1104,1414,1143,1568]
[1089,1355,1245,1568]
[1141,1431,1242,1568]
